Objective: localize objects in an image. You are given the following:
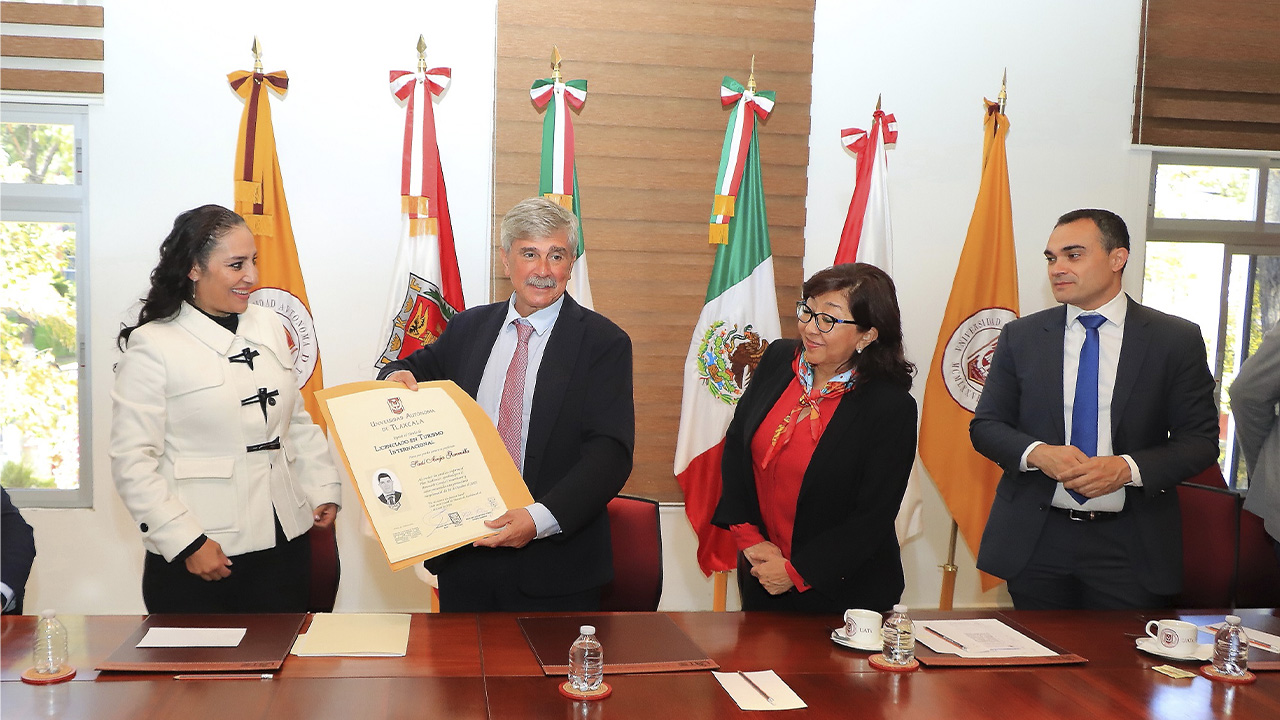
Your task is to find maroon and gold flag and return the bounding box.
[229,64,326,430]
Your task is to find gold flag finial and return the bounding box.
[252,36,263,73]
[747,55,757,92]
[551,45,563,83]
[417,34,428,73]
[998,68,1008,114]
[876,93,882,112]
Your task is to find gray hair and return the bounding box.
[500,197,579,259]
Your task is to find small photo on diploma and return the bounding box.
[316,380,535,571]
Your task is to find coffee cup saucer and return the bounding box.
[831,627,881,652]
[1135,637,1211,661]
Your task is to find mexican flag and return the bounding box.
[228,66,326,430]
[530,75,592,308]
[675,76,781,576]
[375,66,465,370]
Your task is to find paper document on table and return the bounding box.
[713,670,806,710]
[291,613,411,656]
[916,619,1057,658]
[136,627,246,648]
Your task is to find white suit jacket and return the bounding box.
[111,302,341,560]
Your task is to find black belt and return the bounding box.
[1050,506,1124,522]
[246,436,281,453]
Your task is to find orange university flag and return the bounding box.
[228,67,327,431]
[917,99,1018,591]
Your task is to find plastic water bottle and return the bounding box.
[1212,615,1249,676]
[33,609,68,675]
[568,624,604,692]
[881,604,915,665]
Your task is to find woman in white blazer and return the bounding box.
[111,205,341,613]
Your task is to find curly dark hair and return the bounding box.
[117,205,247,349]
[801,263,916,389]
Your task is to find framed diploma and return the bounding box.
[315,380,535,571]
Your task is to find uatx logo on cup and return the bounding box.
[1159,628,1180,649]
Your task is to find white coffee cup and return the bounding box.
[1145,619,1198,656]
[843,609,882,645]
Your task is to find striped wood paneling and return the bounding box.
[495,0,816,501]
[1133,0,1280,152]
[0,2,104,95]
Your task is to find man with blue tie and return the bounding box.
[971,209,1219,609]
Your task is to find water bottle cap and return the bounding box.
[892,604,908,613]
[580,625,595,635]
[40,609,56,619]
[1226,615,1241,625]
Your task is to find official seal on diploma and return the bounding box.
[316,380,535,570]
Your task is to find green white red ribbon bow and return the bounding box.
[530,77,588,208]
[709,76,775,244]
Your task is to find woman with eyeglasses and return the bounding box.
[712,263,917,612]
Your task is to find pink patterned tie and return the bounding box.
[497,319,534,470]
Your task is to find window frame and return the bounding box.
[1,102,92,508]
[1144,151,1280,489]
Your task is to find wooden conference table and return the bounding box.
[2,609,1278,719]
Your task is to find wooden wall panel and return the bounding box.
[495,0,815,501]
[1133,0,1280,151]
[0,2,105,96]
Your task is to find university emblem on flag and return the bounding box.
[695,321,769,405]
[250,287,319,388]
[376,271,458,369]
[940,307,1017,412]
[387,397,404,415]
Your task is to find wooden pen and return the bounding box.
[737,671,776,706]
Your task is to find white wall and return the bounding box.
[15,0,1155,615]
[805,0,1152,609]
[18,0,499,614]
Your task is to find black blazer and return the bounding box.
[970,297,1219,595]
[2,488,36,615]
[712,339,917,612]
[379,294,634,595]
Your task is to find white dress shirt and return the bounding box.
[1020,289,1142,510]
[475,294,565,537]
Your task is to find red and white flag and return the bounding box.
[375,66,465,369]
[832,105,920,542]
[834,109,897,273]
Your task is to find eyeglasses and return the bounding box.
[796,301,860,334]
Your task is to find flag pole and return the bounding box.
[713,572,729,612]
[416,34,427,73]
[251,36,262,73]
[939,70,1009,611]
[939,522,959,609]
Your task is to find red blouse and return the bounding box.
[730,374,845,592]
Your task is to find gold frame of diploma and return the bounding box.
[316,380,535,571]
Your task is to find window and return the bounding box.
[1141,153,1280,489]
[1,103,91,507]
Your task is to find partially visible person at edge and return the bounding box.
[1229,324,1280,568]
[111,204,341,613]
[712,263,917,613]
[380,197,634,612]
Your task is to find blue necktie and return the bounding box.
[1068,314,1107,503]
